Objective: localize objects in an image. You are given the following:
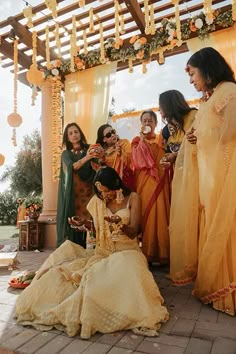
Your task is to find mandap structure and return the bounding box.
[0,0,235,247]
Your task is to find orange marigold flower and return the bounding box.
[139,37,147,45]
[190,21,197,32]
[129,35,139,44]
[136,50,144,60]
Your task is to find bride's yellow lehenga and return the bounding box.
[16,195,169,338]
[170,82,236,315]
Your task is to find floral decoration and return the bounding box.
[25,196,43,214]
[42,8,234,81]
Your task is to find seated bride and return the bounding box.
[15,166,169,339]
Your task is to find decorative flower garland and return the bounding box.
[43,8,235,80]
[51,78,63,181]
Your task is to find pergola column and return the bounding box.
[38,80,58,249]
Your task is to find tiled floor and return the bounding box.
[0,250,236,354]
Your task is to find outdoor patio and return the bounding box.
[0,250,236,354]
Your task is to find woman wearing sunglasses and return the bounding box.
[96,124,135,190]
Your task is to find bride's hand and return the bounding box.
[68,216,87,230]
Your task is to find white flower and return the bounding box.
[51,68,59,76]
[205,15,214,25]
[195,18,203,29]
[134,40,142,50]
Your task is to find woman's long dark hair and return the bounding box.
[93,166,130,199]
[96,124,112,147]
[62,122,87,150]
[187,47,235,90]
[159,90,195,130]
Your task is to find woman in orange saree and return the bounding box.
[131,110,170,264]
[170,47,236,315]
[96,124,135,190]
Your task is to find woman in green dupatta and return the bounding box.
[57,123,103,247]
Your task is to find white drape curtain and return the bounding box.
[64,62,117,143]
[187,26,236,74]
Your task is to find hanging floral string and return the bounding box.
[31,31,38,104]
[203,0,213,23]
[119,4,125,34]
[71,15,77,56]
[7,39,22,147]
[150,4,156,35]
[233,0,236,21]
[70,35,75,72]
[55,23,61,58]
[51,78,63,181]
[114,0,120,46]
[142,62,147,74]
[83,29,88,54]
[172,0,182,45]
[45,26,51,69]
[99,22,106,64]
[23,5,34,28]
[45,0,57,18]
[144,0,150,35]
[128,57,133,73]
[89,7,95,33]
[26,31,44,104]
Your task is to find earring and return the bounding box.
[95,181,102,190]
[116,189,124,204]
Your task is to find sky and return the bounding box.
[0,0,200,192]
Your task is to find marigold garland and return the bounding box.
[43,8,235,80]
[144,0,150,35]
[55,23,61,58]
[51,78,63,181]
[45,0,57,18]
[45,26,50,69]
[23,6,34,28]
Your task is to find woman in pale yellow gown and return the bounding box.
[15,166,169,338]
[170,47,236,316]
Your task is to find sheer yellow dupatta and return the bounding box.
[170,82,236,310]
[169,133,199,284]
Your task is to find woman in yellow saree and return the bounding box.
[15,167,169,338]
[131,110,170,264]
[170,47,236,315]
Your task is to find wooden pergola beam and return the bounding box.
[0,37,32,68]
[0,0,66,29]
[123,0,146,33]
[7,16,58,64]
